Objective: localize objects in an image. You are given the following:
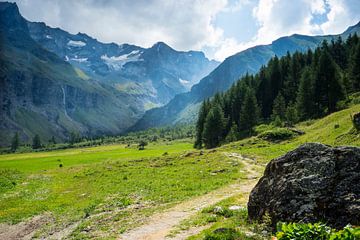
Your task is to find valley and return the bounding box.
[1,103,359,239]
[1,1,360,239]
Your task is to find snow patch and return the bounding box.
[45,35,52,39]
[179,78,190,85]
[70,57,88,63]
[65,56,69,61]
[67,40,86,47]
[101,50,142,70]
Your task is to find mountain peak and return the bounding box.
[0,1,28,34]
[151,41,173,51]
[342,20,360,35]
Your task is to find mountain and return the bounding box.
[131,22,360,131]
[0,2,146,146]
[0,2,218,146]
[27,22,218,108]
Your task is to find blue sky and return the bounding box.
[12,0,360,61]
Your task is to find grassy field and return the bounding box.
[177,104,360,239]
[0,139,246,239]
[1,104,359,239]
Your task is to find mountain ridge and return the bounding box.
[131,21,360,131]
[0,1,218,146]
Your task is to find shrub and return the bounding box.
[258,128,294,142]
[275,222,359,240]
[352,112,360,131]
[204,228,241,240]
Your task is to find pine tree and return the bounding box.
[239,89,260,135]
[315,50,345,114]
[348,42,360,92]
[32,134,41,149]
[194,100,210,148]
[225,122,240,143]
[11,132,19,152]
[297,67,316,120]
[285,103,299,126]
[202,104,225,148]
[50,136,56,145]
[271,93,286,121]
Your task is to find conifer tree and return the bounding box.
[271,93,286,121]
[32,134,41,149]
[194,100,210,148]
[315,50,345,114]
[349,42,360,92]
[225,122,240,143]
[11,132,19,152]
[285,103,299,126]
[202,104,225,148]
[297,67,315,119]
[239,89,260,135]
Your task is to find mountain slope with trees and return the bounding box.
[132,22,360,131]
[195,34,359,148]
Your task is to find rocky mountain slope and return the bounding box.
[0,2,138,145]
[132,21,360,131]
[0,2,218,146]
[27,21,218,108]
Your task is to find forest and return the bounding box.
[195,34,360,149]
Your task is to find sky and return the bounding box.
[11,0,360,61]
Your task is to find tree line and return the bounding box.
[195,34,360,149]
[8,124,194,153]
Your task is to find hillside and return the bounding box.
[132,21,360,131]
[0,101,359,239]
[0,2,218,146]
[27,21,218,107]
[0,2,146,146]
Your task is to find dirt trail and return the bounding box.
[118,152,262,240]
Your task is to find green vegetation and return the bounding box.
[32,134,42,149]
[177,194,267,240]
[173,104,360,239]
[275,222,360,240]
[10,133,19,152]
[1,124,195,154]
[0,139,246,238]
[195,34,360,148]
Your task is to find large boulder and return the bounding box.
[248,143,360,229]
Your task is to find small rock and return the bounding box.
[229,205,244,211]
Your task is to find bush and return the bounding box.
[352,112,360,131]
[205,228,241,240]
[258,128,294,142]
[275,222,360,240]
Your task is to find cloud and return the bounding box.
[12,0,360,62]
[13,0,226,51]
[320,0,360,34]
[213,0,360,61]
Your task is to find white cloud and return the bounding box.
[212,0,360,61]
[320,0,360,34]
[11,0,360,62]
[14,0,226,52]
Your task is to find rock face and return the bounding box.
[248,143,360,229]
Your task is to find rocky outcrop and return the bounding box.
[248,143,360,229]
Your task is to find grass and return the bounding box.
[223,104,360,163]
[1,104,359,239]
[178,104,360,239]
[177,194,267,240]
[0,139,245,239]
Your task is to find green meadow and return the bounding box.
[0,104,359,239]
[0,139,246,238]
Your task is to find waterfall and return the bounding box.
[61,85,69,118]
